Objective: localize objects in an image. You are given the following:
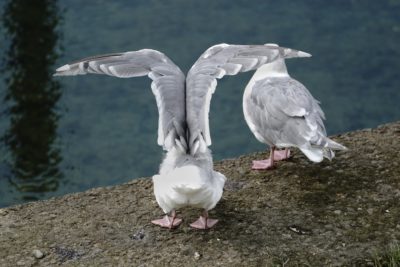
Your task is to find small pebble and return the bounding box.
[282,233,292,239]
[333,210,342,215]
[237,167,246,175]
[33,249,44,259]
[194,252,201,260]
[130,229,145,240]
[0,209,8,216]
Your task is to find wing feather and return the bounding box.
[186,43,311,151]
[54,49,186,151]
[250,77,326,146]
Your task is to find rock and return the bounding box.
[237,167,246,175]
[33,249,44,259]
[16,260,25,266]
[0,121,400,266]
[194,251,201,260]
[0,209,8,216]
[130,229,145,240]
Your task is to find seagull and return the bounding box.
[243,48,347,170]
[54,43,310,229]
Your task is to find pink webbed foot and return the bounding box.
[152,215,182,229]
[252,159,274,170]
[190,216,218,229]
[273,149,291,161]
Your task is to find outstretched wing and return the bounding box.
[54,49,186,151]
[185,43,311,152]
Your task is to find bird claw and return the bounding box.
[152,215,182,229]
[190,216,218,229]
[252,159,274,170]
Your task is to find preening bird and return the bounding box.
[243,50,347,170]
[54,43,310,229]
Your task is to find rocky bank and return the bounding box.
[0,122,399,266]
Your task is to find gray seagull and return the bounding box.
[243,46,347,170]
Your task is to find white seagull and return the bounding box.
[243,47,347,170]
[54,43,310,229]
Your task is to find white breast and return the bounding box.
[243,77,265,143]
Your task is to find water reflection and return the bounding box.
[1,0,63,199]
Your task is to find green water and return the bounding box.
[0,0,399,207]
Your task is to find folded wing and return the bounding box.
[250,77,347,161]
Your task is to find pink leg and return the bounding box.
[273,148,291,161]
[190,210,218,230]
[252,147,291,170]
[151,210,182,229]
[252,146,276,170]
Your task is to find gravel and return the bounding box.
[32,249,44,259]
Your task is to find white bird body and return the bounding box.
[243,58,347,163]
[153,147,226,214]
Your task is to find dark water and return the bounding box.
[0,0,399,207]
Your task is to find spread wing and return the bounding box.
[185,43,311,152]
[54,49,186,151]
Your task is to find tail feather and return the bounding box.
[323,148,335,161]
[173,184,204,194]
[299,146,324,163]
[301,136,347,162]
[326,138,348,151]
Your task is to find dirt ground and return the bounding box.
[0,122,399,266]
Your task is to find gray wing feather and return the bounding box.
[186,43,311,150]
[250,77,326,146]
[54,49,186,151]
